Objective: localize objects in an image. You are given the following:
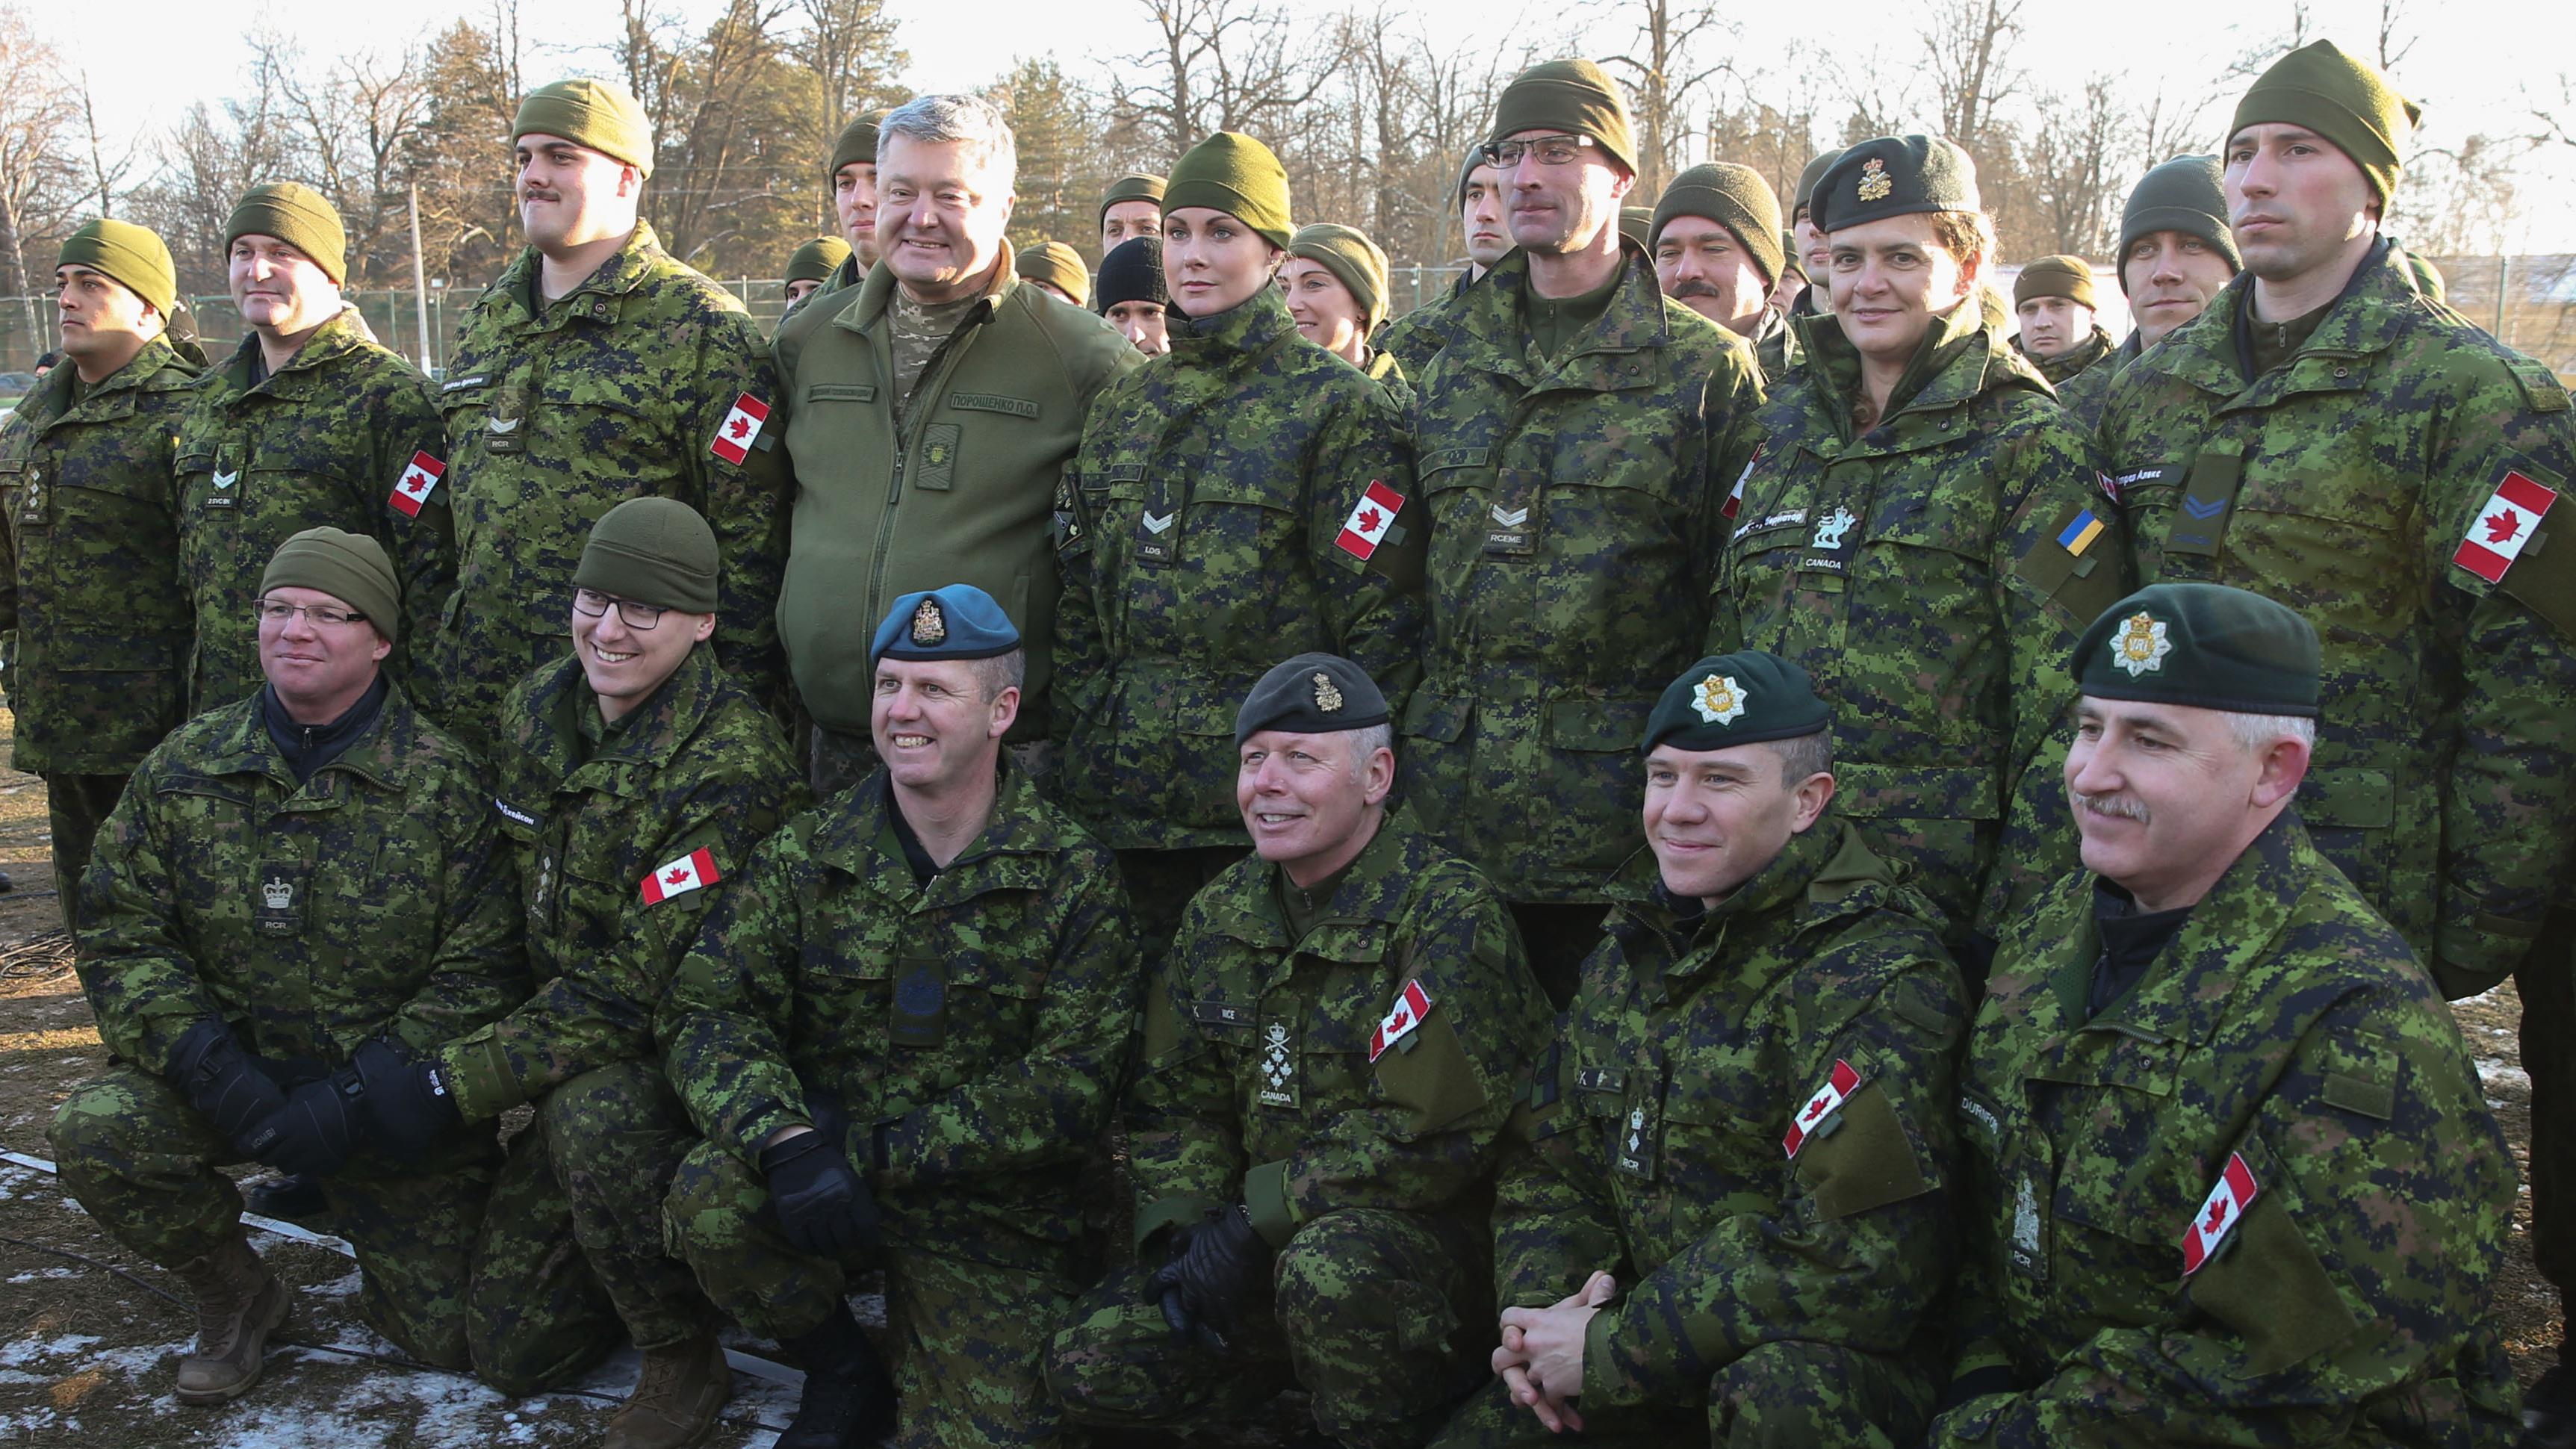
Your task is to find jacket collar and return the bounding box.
[1194,807,1432,954]
[214,308,376,399]
[1790,291,2043,441]
[807,757,1063,905]
[22,333,191,428]
[196,675,423,796]
[495,221,673,323]
[1605,818,1892,988]
[2140,235,2405,400]
[1456,241,1688,394]
[843,237,1021,338]
[1167,276,1302,363]
[509,645,729,792]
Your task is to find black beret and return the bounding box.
[1235,652,1389,744]
[2073,583,2321,717]
[1642,651,1831,753]
[1814,134,1981,233]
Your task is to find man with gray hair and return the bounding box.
[772,93,1138,798]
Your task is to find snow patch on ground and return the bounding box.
[2478,1057,2535,1093]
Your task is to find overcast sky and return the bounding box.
[34,0,2576,251]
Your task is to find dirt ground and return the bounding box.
[0,711,2555,1444]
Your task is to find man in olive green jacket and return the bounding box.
[772,93,1138,796]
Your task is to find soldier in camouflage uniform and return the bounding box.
[2051,156,2238,430]
[1713,136,2129,967]
[2090,47,2576,1442]
[1431,651,1961,1448]
[179,184,454,714]
[432,78,788,757]
[1047,653,1553,1448]
[1405,60,1763,1005]
[347,500,807,1442]
[1052,130,1424,965]
[1933,583,2519,1445]
[661,584,1139,1449]
[2008,255,2117,388]
[1377,149,1506,379]
[47,530,534,1406]
[0,220,199,934]
[1649,163,1791,364]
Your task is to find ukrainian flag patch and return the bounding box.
[2057,509,2105,556]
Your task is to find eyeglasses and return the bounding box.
[1480,134,1597,169]
[572,587,668,630]
[255,599,368,628]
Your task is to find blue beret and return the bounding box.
[869,583,1022,665]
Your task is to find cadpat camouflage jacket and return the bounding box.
[74,679,527,1076]
[1495,823,1961,1409]
[432,223,790,753]
[1713,300,2128,942]
[176,311,454,713]
[2099,239,2576,997]
[660,763,1138,1269]
[1403,245,1764,906]
[1050,285,1424,851]
[0,335,199,775]
[1126,810,1551,1250]
[433,646,807,1120]
[1935,810,2518,1445]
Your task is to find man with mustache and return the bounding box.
[2052,156,2238,429]
[430,77,790,757]
[1379,149,1511,377]
[1929,582,2518,1445]
[1649,163,1791,373]
[2094,47,2576,1438]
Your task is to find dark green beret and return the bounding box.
[1642,651,1830,753]
[2073,583,2321,718]
[1235,652,1388,744]
[1814,134,1980,233]
[871,583,1021,665]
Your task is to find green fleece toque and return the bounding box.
[830,111,884,179]
[262,527,402,643]
[1489,58,1636,175]
[1099,173,1166,222]
[58,219,176,317]
[2118,155,2239,293]
[1288,223,1390,333]
[1165,132,1293,249]
[574,497,719,614]
[515,78,655,177]
[1017,241,1092,306]
[785,237,852,285]
[226,182,347,285]
[1652,163,1787,287]
[2015,255,2097,310]
[2229,40,2418,205]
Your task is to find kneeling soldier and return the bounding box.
[660,584,1140,1449]
[355,499,809,1433]
[1046,653,1554,1448]
[1433,651,1963,1448]
[1930,584,2519,1443]
[49,528,527,1404]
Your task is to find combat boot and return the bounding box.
[2527,1350,2576,1448]
[170,1232,289,1405]
[603,1331,732,1449]
[775,1301,896,1448]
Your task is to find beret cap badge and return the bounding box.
[911,598,947,647]
[1692,674,1748,725]
[2112,612,2172,677]
[1313,672,1344,712]
[1856,157,1893,202]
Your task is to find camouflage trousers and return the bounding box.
[1046,1206,1492,1449]
[46,771,128,937]
[46,1061,605,1390]
[662,1139,1081,1448]
[532,1060,714,1350]
[2523,907,2576,1319]
[467,1113,626,1393]
[1424,1339,1937,1448]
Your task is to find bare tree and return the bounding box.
[2023,75,2130,255]
[1920,0,2024,160]
[0,8,81,305]
[75,76,142,218]
[1598,0,1735,196]
[1114,0,1350,166]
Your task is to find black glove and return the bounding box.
[166,1018,288,1160]
[760,1129,881,1258]
[1148,1203,1273,1352]
[253,1073,361,1178]
[350,1039,464,1161]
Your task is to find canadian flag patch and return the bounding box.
[2452,469,2557,583]
[2181,1151,2260,1275]
[1724,446,1761,521]
[1781,1058,1863,1158]
[388,451,445,517]
[1366,978,1433,1061]
[639,846,721,905]
[1335,480,1406,561]
[710,392,771,465]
